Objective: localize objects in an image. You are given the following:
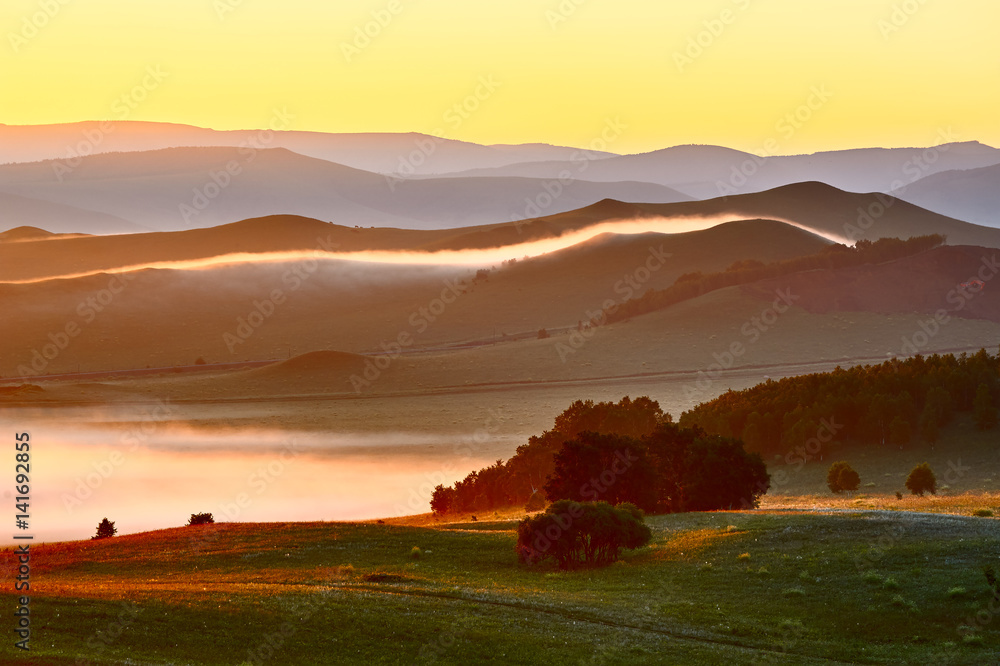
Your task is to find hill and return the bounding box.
[0,146,690,233]
[894,162,1000,227]
[0,120,619,173]
[2,509,996,664]
[439,141,1000,198]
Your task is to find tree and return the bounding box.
[905,463,937,496]
[93,518,117,540]
[187,512,215,526]
[826,461,860,494]
[430,484,456,516]
[644,423,770,512]
[537,328,550,339]
[516,500,651,569]
[889,416,911,448]
[917,406,939,444]
[974,383,998,430]
[543,432,659,512]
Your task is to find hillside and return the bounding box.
[0,146,689,233]
[0,120,619,173]
[436,141,1000,197]
[895,162,1000,227]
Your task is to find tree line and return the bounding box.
[679,349,1000,458]
[604,234,945,324]
[431,396,769,515]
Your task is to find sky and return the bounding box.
[1,0,997,154]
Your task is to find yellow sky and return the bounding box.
[1,0,996,154]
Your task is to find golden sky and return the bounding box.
[2,0,996,154]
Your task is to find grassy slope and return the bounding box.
[2,505,998,665]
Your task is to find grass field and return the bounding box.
[2,502,998,665]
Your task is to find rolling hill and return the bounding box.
[894,162,1000,227]
[437,141,1000,199]
[0,120,619,174]
[0,146,691,233]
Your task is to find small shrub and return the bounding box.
[798,570,812,582]
[698,562,713,572]
[195,357,207,365]
[890,594,907,607]
[187,512,215,526]
[973,509,994,517]
[516,500,652,569]
[827,461,861,494]
[410,546,422,560]
[782,587,806,598]
[962,633,984,646]
[895,491,903,500]
[905,463,937,496]
[537,328,550,339]
[92,518,116,540]
[883,577,900,590]
[725,525,738,533]
[947,586,967,599]
[738,552,751,560]
[756,566,770,576]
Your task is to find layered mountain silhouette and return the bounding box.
[893,162,1000,228]
[0,146,691,232]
